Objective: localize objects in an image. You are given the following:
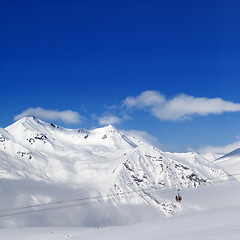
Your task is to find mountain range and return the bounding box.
[0,116,238,227]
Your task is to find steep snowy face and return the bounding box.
[0,117,228,217]
[109,144,227,216]
[217,148,240,159]
[214,148,240,178]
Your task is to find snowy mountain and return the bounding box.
[214,148,240,179]
[0,116,230,227]
[217,147,240,160]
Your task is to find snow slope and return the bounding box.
[1,181,240,240]
[1,208,239,240]
[0,116,232,228]
[214,148,240,179]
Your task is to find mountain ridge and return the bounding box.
[0,116,230,225]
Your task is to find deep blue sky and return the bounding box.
[1,0,240,152]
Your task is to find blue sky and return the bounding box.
[1,0,240,153]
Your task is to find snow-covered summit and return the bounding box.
[5,116,136,151]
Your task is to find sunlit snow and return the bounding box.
[0,116,239,238]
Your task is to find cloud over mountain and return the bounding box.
[98,115,121,125]
[198,141,240,155]
[124,91,240,121]
[14,107,82,124]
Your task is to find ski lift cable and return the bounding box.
[0,183,184,214]
[0,176,239,219]
[0,171,239,218]
[0,200,98,219]
[2,171,240,211]
[0,186,163,213]
[1,172,239,213]
[0,184,190,219]
[0,191,152,219]
[0,180,238,219]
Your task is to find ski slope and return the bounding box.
[0,181,239,240]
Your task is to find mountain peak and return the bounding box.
[13,115,42,125]
[25,115,37,119]
[101,124,116,131]
[6,116,46,135]
[92,125,118,135]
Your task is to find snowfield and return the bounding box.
[0,116,239,239]
[1,181,240,240]
[0,207,239,240]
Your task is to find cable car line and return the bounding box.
[0,171,239,218]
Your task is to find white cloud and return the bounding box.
[198,141,240,155]
[14,107,82,124]
[123,91,240,121]
[124,90,165,109]
[98,115,121,126]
